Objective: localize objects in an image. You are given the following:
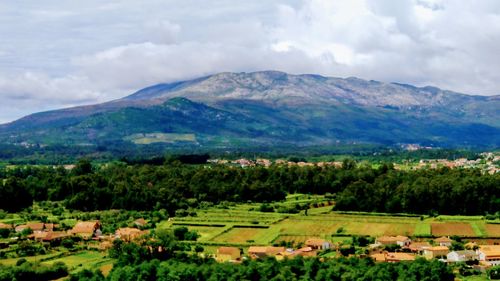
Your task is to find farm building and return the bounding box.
[216,247,241,262]
[275,247,318,260]
[478,245,500,266]
[115,227,147,242]
[376,235,411,247]
[370,252,416,262]
[408,242,431,253]
[248,246,285,259]
[16,222,46,233]
[434,236,453,247]
[70,221,102,239]
[447,250,478,263]
[305,238,333,250]
[423,246,449,259]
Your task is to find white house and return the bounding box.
[447,250,478,262]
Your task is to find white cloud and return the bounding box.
[0,0,499,123]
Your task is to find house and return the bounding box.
[216,247,241,262]
[423,246,449,259]
[275,247,317,260]
[370,252,416,262]
[248,246,285,259]
[0,223,12,230]
[478,245,500,266]
[70,221,102,239]
[408,242,431,253]
[447,250,479,263]
[376,236,411,247]
[115,227,146,242]
[434,236,453,247]
[15,222,45,233]
[305,238,333,250]
[133,218,147,228]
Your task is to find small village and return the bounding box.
[3,217,500,275]
[208,151,500,174]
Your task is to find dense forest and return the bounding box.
[0,159,498,216]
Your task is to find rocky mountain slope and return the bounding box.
[1,71,498,149]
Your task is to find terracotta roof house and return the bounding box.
[248,246,285,259]
[15,222,46,233]
[275,247,317,260]
[376,236,411,247]
[305,238,333,250]
[134,218,147,227]
[70,221,101,239]
[370,252,416,262]
[423,246,449,259]
[408,242,431,253]
[115,227,146,242]
[478,245,500,266]
[434,236,453,247]
[216,247,241,262]
[0,223,12,230]
[26,222,45,232]
[447,250,479,263]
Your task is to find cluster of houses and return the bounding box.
[215,238,333,263]
[372,235,500,267]
[0,219,149,246]
[214,235,500,269]
[208,158,344,168]
[394,153,500,175]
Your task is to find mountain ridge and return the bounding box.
[1,71,498,150]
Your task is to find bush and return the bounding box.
[258,203,274,213]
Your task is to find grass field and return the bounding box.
[43,251,112,273]
[154,196,500,248]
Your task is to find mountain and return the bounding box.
[1,71,499,152]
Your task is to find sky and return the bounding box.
[1,0,499,123]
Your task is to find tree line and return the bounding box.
[0,159,498,215]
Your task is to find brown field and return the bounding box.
[212,227,268,243]
[485,224,500,236]
[431,223,475,236]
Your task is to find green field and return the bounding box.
[156,196,500,247]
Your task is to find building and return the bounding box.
[478,245,500,266]
[275,247,317,260]
[216,247,241,262]
[133,218,147,228]
[305,238,333,250]
[370,252,416,262]
[447,250,478,263]
[408,242,431,253]
[70,221,102,239]
[115,227,146,242]
[376,236,411,247]
[423,246,449,259]
[434,236,453,247]
[15,222,46,233]
[248,246,285,259]
[0,223,12,230]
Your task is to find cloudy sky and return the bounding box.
[1,0,499,123]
